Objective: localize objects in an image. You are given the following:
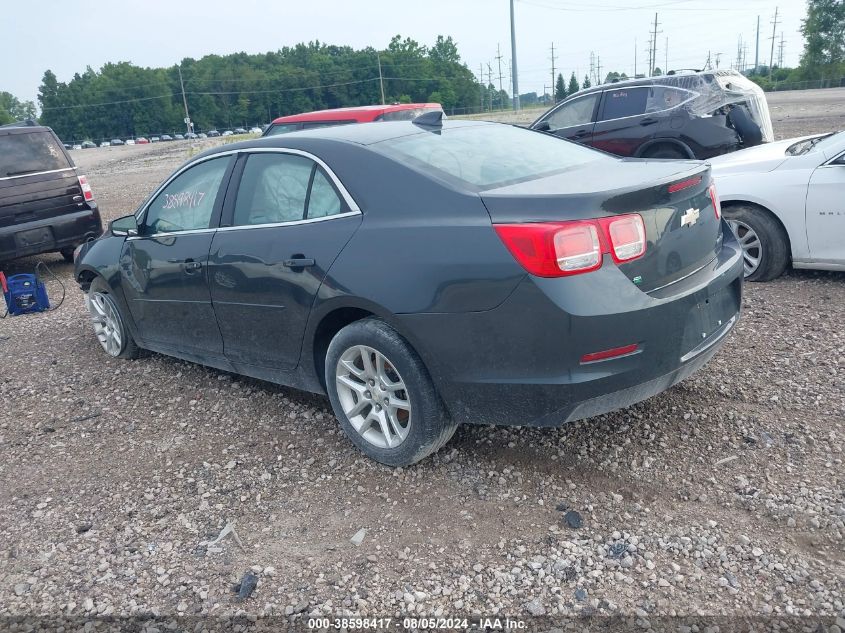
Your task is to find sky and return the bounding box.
[2,0,806,108]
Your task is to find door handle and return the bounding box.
[640,117,658,126]
[185,261,202,271]
[168,258,202,272]
[283,257,315,268]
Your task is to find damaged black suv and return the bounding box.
[0,121,102,263]
[531,69,772,159]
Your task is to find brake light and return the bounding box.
[494,213,646,277]
[708,183,721,219]
[78,175,94,202]
[667,176,702,194]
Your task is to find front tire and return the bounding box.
[724,204,789,282]
[85,277,139,359]
[325,318,457,466]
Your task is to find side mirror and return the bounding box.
[534,120,551,132]
[110,214,139,237]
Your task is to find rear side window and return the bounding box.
[375,123,607,189]
[307,169,343,218]
[379,107,443,122]
[600,87,649,121]
[263,123,302,137]
[0,130,71,177]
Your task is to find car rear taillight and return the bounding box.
[494,213,647,278]
[708,183,721,219]
[78,175,94,202]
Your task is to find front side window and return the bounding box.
[544,93,599,130]
[143,156,230,233]
[600,87,649,121]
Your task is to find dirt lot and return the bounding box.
[0,97,843,628]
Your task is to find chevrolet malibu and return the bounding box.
[74,119,743,465]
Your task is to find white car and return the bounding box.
[249,127,263,135]
[710,131,845,281]
[125,139,135,145]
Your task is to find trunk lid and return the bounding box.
[481,159,721,293]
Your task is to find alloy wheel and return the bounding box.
[727,219,762,277]
[86,292,124,357]
[335,345,412,449]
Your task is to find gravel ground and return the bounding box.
[0,102,843,629]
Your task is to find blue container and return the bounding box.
[3,273,50,316]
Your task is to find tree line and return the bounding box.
[35,36,480,142]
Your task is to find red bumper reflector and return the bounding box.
[668,176,702,194]
[580,343,640,363]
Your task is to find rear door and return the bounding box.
[536,92,600,145]
[805,151,845,264]
[119,154,234,355]
[208,150,362,370]
[591,86,656,156]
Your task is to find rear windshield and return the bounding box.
[373,123,607,189]
[379,106,443,122]
[0,130,71,177]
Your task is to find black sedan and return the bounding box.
[74,119,743,465]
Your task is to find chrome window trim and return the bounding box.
[216,210,361,232]
[126,227,217,241]
[0,166,75,182]
[821,150,845,167]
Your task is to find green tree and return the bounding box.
[583,75,592,89]
[651,66,663,76]
[554,73,566,102]
[567,72,580,95]
[800,0,845,78]
[0,92,36,122]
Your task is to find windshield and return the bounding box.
[785,133,835,156]
[373,123,608,190]
[806,130,844,156]
[264,123,301,137]
[0,130,72,177]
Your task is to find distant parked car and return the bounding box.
[531,70,772,160]
[711,130,845,281]
[72,144,82,150]
[110,138,124,146]
[197,133,207,139]
[233,127,247,135]
[249,127,263,135]
[150,136,160,143]
[222,130,234,136]
[63,143,72,150]
[160,134,173,141]
[207,130,220,137]
[0,121,101,263]
[81,141,96,149]
[136,137,149,144]
[185,132,198,139]
[263,103,443,137]
[99,141,110,148]
[173,134,184,140]
[125,139,135,146]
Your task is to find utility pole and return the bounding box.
[479,64,485,112]
[496,43,504,108]
[777,32,786,69]
[376,51,386,105]
[651,13,660,76]
[769,6,780,77]
[715,52,722,69]
[665,36,668,74]
[735,35,743,71]
[550,42,557,103]
[597,56,603,84]
[487,62,494,110]
[754,15,760,74]
[589,52,595,86]
[510,0,520,110]
[634,38,637,78]
[177,65,191,135]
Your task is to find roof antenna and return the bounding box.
[413,110,444,128]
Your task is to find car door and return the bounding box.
[208,150,362,370]
[590,86,656,156]
[534,92,600,145]
[119,154,234,356]
[805,150,845,264]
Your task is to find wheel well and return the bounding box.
[639,141,692,158]
[312,307,375,389]
[77,269,97,291]
[721,200,792,259]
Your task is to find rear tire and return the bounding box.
[60,247,75,263]
[86,277,140,359]
[723,204,789,282]
[643,145,687,159]
[325,318,457,466]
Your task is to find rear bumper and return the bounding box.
[398,221,744,427]
[0,208,102,261]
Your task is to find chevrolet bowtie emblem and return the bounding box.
[681,207,700,227]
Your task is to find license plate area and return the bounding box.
[15,226,54,249]
[680,280,740,359]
